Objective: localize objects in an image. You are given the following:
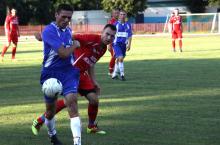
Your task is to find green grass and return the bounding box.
[0,35,220,145]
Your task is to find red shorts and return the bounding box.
[8,33,18,43]
[172,30,182,39]
[78,71,95,90]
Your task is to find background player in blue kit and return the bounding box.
[40,4,81,145]
[111,10,132,81]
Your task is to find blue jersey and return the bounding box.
[114,21,132,44]
[42,22,74,71]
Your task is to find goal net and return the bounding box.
[164,13,219,33]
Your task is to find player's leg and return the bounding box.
[63,69,81,145]
[44,100,63,145]
[111,44,122,79]
[32,99,66,136]
[78,73,106,134]
[85,91,106,134]
[118,56,126,81]
[117,43,126,81]
[177,31,183,52]
[108,45,116,75]
[11,35,18,60]
[64,93,81,145]
[1,36,11,61]
[172,31,177,52]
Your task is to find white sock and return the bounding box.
[118,62,124,76]
[45,117,56,137]
[112,63,118,77]
[70,117,81,145]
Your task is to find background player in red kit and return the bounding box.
[32,24,116,135]
[107,8,120,75]
[169,8,183,52]
[1,8,20,61]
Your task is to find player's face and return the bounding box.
[112,10,119,19]
[119,11,127,22]
[55,10,73,29]
[11,9,16,16]
[174,9,179,16]
[101,27,116,45]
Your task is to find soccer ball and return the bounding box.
[42,78,63,98]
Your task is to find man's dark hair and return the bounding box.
[56,4,73,13]
[103,24,116,31]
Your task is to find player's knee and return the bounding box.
[45,110,55,120]
[65,93,78,107]
[89,97,99,106]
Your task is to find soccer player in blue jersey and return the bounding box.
[111,10,132,81]
[40,4,81,145]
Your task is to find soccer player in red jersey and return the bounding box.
[107,8,120,75]
[169,8,183,52]
[32,24,116,136]
[1,8,20,61]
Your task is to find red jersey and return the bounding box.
[169,15,182,31]
[108,17,117,24]
[73,34,107,73]
[5,15,19,33]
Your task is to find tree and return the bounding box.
[185,0,208,13]
[101,0,147,17]
[208,0,220,6]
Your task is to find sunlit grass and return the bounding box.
[0,35,220,145]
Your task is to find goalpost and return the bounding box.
[163,13,220,34]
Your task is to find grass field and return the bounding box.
[0,35,220,145]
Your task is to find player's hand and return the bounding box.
[126,45,131,51]
[34,33,42,41]
[107,45,111,52]
[73,40,80,48]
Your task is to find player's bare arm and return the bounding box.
[126,37,132,51]
[58,40,80,58]
[88,65,101,95]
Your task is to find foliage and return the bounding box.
[102,0,147,17]
[185,0,208,13]
[208,0,220,6]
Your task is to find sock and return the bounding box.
[88,104,98,126]
[70,117,81,145]
[112,63,118,77]
[37,113,46,125]
[118,62,124,76]
[172,41,175,50]
[12,47,16,59]
[1,46,8,57]
[109,57,116,74]
[56,99,66,113]
[45,117,56,137]
[36,99,65,125]
[179,40,182,50]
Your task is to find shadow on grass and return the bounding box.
[0,58,220,145]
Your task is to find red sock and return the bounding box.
[109,57,115,74]
[172,41,175,50]
[1,46,8,57]
[88,103,98,126]
[179,40,182,49]
[37,113,46,125]
[36,99,66,125]
[56,99,66,113]
[12,47,16,59]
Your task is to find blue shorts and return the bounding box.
[113,43,126,58]
[40,67,80,103]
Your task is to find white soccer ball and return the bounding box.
[42,78,63,98]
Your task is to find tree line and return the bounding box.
[0,0,218,25]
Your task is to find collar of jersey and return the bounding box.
[51,22,67,32]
